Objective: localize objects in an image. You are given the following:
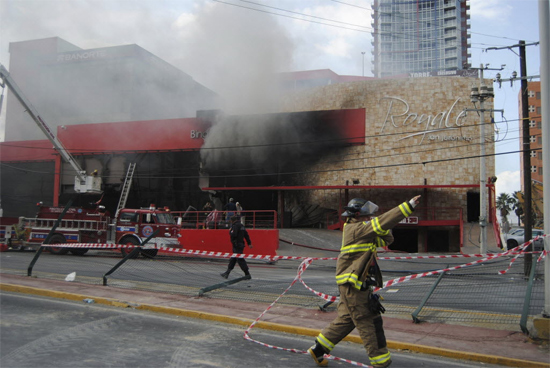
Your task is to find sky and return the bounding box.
[0,0,544,205]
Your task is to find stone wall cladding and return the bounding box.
[280,77,495,219]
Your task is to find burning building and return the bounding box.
[0,38,497,253]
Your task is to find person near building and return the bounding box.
[224,198,237,222]
[308,195,421,368]
[236,201,245,225]
[201,201,214,227]
[220,215,253,279]
[203,201,213,214]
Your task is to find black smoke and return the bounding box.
[200,110,349,186]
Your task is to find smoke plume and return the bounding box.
[200,111,348,185]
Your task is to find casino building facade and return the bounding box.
[0,37,498,253]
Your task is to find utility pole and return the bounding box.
[486,40,540,273]
[478,66,489,254]
[538,0,549,319]
[469,64,501,254]
[519,41,534,276]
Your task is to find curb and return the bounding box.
[1,283,548,368]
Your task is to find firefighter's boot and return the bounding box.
[243,270,251,280]
[372,359,392,368]
[308,342,328,366]
[220,270,230,279]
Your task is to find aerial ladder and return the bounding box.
[115,162,136,219]
[0,64,102,194]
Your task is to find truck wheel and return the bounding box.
[48,234,69,255]
[70,248,89,256]
[119,237,140,258]
[141,249,158,258]
[507,239,519,250]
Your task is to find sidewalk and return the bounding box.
[1,272,548,367]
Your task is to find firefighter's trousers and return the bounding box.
[316,284,390,366]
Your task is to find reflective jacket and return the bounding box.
[335,202,414,290]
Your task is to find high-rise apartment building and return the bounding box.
[371,0,471,78]
[520,81,543,185]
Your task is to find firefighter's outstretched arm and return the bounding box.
[376,195,422,231]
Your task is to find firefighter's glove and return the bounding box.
[249,243,253,249]
[409,195,421,208]
[369,293,386,314]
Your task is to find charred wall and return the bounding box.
[1,162,55,217]
[200,110,354,189]
[1,151,207,217]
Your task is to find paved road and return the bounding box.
[0,292,509,368]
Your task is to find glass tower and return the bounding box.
[371,0,471,78]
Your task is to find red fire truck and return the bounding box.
[1,203,182,257]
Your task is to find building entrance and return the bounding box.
[427,230,450,252]
[391,229,418,253]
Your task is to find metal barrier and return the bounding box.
[3,246,544,333]
[27,199,74,276]
[172,210,278,230]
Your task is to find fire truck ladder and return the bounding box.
[115,163,136,219]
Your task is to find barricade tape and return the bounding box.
[497,242,531,275]
[36,239,547,366]
[297,245,547,304]
[244,248,548,367]
[243,258,372,367]
[38,242,339,261]
[38,242,545,262]
[496,237,548,274]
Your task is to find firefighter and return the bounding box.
[220,215,253,279]
[308,195,421,368]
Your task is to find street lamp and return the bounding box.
[361,52,365,77]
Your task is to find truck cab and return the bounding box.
[115,205,182,257]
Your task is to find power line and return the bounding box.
[239,0,371,29]
[210,0,538,51]
[1,115,536,160]
[124,148,537,180]
[211,0,372,33]
[330,0,373,11]
[3,141,532,181]
[470,31,538,44]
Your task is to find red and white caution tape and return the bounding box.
[40,241,545,263]
[39,238,546,367]
[497,241,532,275]
[243,258,373,367]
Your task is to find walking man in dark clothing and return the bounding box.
[221,215,253,279]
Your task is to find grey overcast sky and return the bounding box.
[0,0,544,201]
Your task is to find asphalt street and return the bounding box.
[0,292,510,368]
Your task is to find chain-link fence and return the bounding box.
[1,245,546,333]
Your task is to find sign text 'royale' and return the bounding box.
[379,97,471,144]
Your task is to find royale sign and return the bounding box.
[379,97,472,145]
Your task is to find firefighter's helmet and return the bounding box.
[342,198,379,217]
